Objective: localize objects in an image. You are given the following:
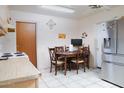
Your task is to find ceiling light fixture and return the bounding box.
[40,5,75,13]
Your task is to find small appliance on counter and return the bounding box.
[69,44,74,51]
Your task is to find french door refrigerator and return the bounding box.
[101,18,124,87]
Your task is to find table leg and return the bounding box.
[64,56,67,75]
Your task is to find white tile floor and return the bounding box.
[38,68,119,88]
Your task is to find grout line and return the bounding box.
[39,68,118,88]
[41,79,50,88]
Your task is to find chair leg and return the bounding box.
[84,63,86,72]
[87,58,90,69]
[50,63,52,73]
[55,65,57,75]
[64,59,67,76]
[69,62,71,71]
[61,65,63,71]
[58,66,60,70]
[82,63,84,68]
[62,64,64,70]
[76,63,79,74]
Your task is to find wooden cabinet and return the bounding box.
[0,79,38,88]
[0,56,41,88]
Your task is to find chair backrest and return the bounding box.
[81,45,89,52]
[48,48,56,62]
[55,46,64,53]
[76,48,84,60]
[82,45,90,58]
[84,45,89,51]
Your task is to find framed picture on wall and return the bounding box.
[58,33,66,39]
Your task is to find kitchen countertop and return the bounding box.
[0,56,41,86]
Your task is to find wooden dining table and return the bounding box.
[56,51,78,75]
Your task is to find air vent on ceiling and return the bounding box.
[89,5,103,9]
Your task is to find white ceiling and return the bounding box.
[8,5,120,19]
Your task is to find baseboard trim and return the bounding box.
[101,79,123,88]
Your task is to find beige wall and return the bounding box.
[10,10,81,71]
[0,5,9,31]
[0,6,16,53]
[79,6,124,67]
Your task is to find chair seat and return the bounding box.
[71,59,84,63]
[52,60,64,65]
[58,56,65,60]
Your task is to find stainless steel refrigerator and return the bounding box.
[101,18,124,87]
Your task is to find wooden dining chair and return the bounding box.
[48,48,65,75]
[55,46,65,60]
[71,48,86,74]
[82,45,90,69]
[55,46,64,52]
